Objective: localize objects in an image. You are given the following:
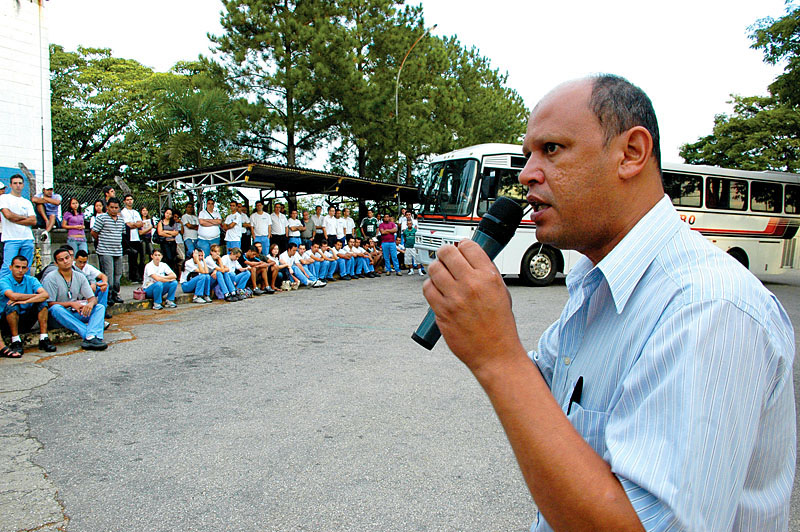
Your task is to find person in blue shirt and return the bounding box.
[423,75,795,531]
[1,255,56,354]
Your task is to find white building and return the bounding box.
[0,0,52,191]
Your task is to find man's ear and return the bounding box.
[617,126,653,181]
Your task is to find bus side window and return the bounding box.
[478,168,525,215]
[706,177,747,211]
[785,184,800,214]
[663,172,701,207]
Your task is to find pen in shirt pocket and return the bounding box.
[567,376,583,415]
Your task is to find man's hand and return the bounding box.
[97,280,108,292]
[422,239,524,375]
[79,301,93,317]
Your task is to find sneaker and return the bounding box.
[385,271,391,276]
[396,272,402,276]
[203,296,213,303]
[408,270,414,275]
[420,269,426,275]
[38,338,56,352]
[291,281,300,290]
[104,321,110,330]
[341,275,352,281]
[164,300,177,308]
[82,337,107,351]
[265,287,276,294]
[152,303,163,310]
[253,288,265,296]
[9,340,23,355]
[193,296,206,304]
[112,294,124,304]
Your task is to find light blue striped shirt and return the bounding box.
[530,196,795,531]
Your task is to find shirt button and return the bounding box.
[564,357,571,366]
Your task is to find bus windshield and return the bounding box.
[420,159,478,216]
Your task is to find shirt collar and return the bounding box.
[596,195,683,314]
[565,195,682,313]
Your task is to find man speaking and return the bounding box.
[422,75,795,531]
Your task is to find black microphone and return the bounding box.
[412,197,525,350]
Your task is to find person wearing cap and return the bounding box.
[32,186,62,235]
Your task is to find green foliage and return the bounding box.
[50,45,161,189]
[211,0,343,166]
[681,3,800,172]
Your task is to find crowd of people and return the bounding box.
[0,178,424,356]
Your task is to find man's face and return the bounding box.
[254,242,262,254]
[287,247,296,256]
[10,259,27,280]
[298,245,306,254]
[519,80,619,256]
[274,204,281,213]
[10,178,23,195]
[186,204,194,214]
[343,209,350,218]
[106,188,115,198]
[124,196,134,208]
[315,207,322,215]
[367,210,373,218]
[246,250,256,259]
[255,203,263,213]
[290,210,298,219]
[107,202,120,216]
[75,256,87,269]
[335,210,341,219]
[44,188,53,198]
[55,251,72,270]
[383,215,389,223]
[347,239,354,247]
[207,200,215,211]
[328,208,335,216]
[311,244,319,253]
[239,204,248,214]
[230,202,238,213]
[302,211,309,220]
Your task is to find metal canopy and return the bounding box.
[155,160,419,203]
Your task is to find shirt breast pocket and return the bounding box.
[566,403,610,457]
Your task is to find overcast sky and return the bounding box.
[47,0,789,164]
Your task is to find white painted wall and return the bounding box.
[0,0,52,189]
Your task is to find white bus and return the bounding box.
[415,143,800,285]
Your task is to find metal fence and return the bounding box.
[57,185,161,219]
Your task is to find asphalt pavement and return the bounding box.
[1,269,799,531]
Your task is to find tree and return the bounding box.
[211,0,343,166]
[141,61,244,172]
[50,45,161,189]
[680,3,800,171]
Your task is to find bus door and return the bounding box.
[477,165,527,271]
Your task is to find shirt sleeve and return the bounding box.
[93,215,105,233]
[605,299,795,531]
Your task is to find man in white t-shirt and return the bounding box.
[298,243,326,287]
[318,241,338,282]
[197,198,222,258]
[250,200,271,255]
[181,203,199,256]
[223,200,243,252]
[322,206,338,248]
[287,209,304,247]
[342,208,356,240]
[270,203,288,253]
[120,194,144,282]
[74,250,110,308]
[334,209,346,245]
[279,242,324,288]
[0,174,36,278]
[238,203,252,252]
[311,205,325,244]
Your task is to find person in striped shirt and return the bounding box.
[423,75,795,531]
[90,197,125,306]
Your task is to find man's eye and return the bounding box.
[544,143,559,154]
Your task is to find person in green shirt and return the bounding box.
[359,210,379,242]
[402,221,424,275]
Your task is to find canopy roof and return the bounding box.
[155,160,419,203]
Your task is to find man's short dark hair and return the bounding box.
[287,242,298,250]
[589,74,661,168]
[255,200,263,207]
[11,255,28,266]
[9,174,24,184]
[101,185,114,195]
[53,247,71,261]
[75,250,89,259]
[246,246,258,253]
[106,197,121,206]
[122,194,133,201]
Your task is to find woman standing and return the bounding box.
[61,197,88,254]
[89,199,105,250]
[156,207,180,274]
[139,206,154,257]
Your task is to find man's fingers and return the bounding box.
[456,240,497,271]
[435,242,475,281]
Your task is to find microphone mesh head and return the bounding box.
[477,197,525,246]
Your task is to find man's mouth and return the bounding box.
[529,201,551,212]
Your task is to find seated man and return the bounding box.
[252,241,282,293]
[279,242,324,288]
[0,255,56,353]
[395,236,406,268]
[318,241,339,281]
[220,247,253,298]
[43,248,107,350]
[298,243,326,288]
[332,240,352,280]
[240,246,273,295]
[352,238,376,278]
[74,250,110,308]
[32,186,62,234]
[364,239,383,272]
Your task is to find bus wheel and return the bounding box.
[521,246,558,286]
[727,248,749,269]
